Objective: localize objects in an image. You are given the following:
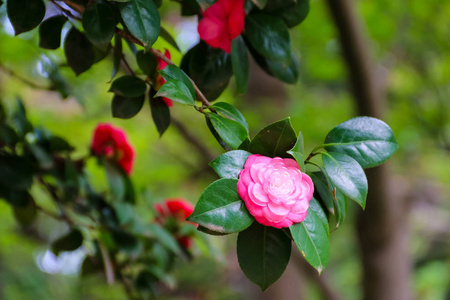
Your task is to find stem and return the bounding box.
[98,240,115,285]
[305,160,321,169]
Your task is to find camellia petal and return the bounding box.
[237,154,314,228]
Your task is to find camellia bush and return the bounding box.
[0,0,399,297]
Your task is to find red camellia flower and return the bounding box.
[155,49,173,107]
[155,198,196,248]
[197,0,246,53]
[91,123,135,175]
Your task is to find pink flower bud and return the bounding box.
[91,123,135,175]
[237,154,314,228]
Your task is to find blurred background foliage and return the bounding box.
[0,0,449,299]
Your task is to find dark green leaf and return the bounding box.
[197,225,228,236]
[237,223,291,291]
[136,50,157,78]
[64,27,96,76]
[208,113,248,150]
[333,188,347,230]
[187,178,254,233]
[245,12,291,63]
[265,0,310,28]
[308,197,329,236]
[209,150,251,179]
[181,42,232,101]
[231,35,249,94]
[38,16,67,49]
[1,189,31,207]
[110,75,147,97]
[112,94,145,119]
[135,270,157,294]
[51,229,83,255]
[159,26,181,52]
[150,95,171,137]
[322,152,368,209]
[119,0,160,51]
[111,34,122,80]
[7,0,45,35]
[48,136,74,152]
[287,131,305,171]
[205,115,232,151]
[155,80,195,105]
[12,98,33,137]
[159,65,196,100]
[139,223,182,255]
[13,196,37,228]
[180,0,201,16]
[250,0,268,9]
[0,124,18,147]
[248,117,297,158]
[0,153,34,190]
[323,117,399,168]
[111,229,140,253]
[290,208,330,273]
[211,102,248,132]
[309,171,334,214]
[82,3,116,51]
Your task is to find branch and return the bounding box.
[98,240,115,285]
[0,63,50,90]
[59,0,213,108]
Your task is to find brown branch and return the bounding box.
[51,0,82,20]
[60,0,213,108]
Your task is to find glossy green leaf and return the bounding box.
[109,75,147,97]
[265,0,310,28]
[181,42,232,101]
[0,153,33,190]
[7,0,45,35]
[197,225,229,236]
[208,114,249,150]
[324,117,399,169]
[150,95,171,137]
[205,115,232,151]
[159,65,196,100]
[245,12,291,63]
[248,118,297,158]
[64,27,96,76]
[187,178,253,233]
[155,80,195,105]
[82,3,116,51]
[290,208,330,273]
[309,171,334,214]
[308,197,329,236]
[287,131,305,171]
[231,35,249,94]
[136,50,158,78]
[210,102,248,131]
[322,152,368,209]
[51,229,83,255]
[237,223,291,291]
[160,26,181,52]
[38,16,67,50]
[119,0,160,51]
[209,150,251,179]
[111,34,122,80]
[333,188,347,230]
[111,94,145,119]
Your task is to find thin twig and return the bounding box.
[0,63,50,90]
[98,240,115,285]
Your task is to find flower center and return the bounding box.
[266,170,294,197]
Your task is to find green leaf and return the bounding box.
[139,223,182,255]
[51,229,83,255]
[109,75,147,97]
[197,225,228,236]
[308,197,329,236]
[155,80,195,105]
[237,223,291,291]
[7,0,45,35]
[290,208,330,273]
[82,3,116,51]
[208,114,249,150]
[309,171,334,214]
[38,16,67,50]
[210,102,248,132]
[248,118,297,158]
[180,0,201,16]
[250,0,268,9]
[13,197,37,228]
[150,96,171,137]
[104,160,125,201]
[265,0,310,28]
[136,50,158,78]
[322,152,368,209]
[323,117,399,169]
[0,153,34,190]
[287,131,305,171]
[64,27,96,76]
[187,178,254,233]
[205,115,232,151]
[119,0,160,51]
[231,35,249,94]
[159,65,196,100]
[159,26,181,52]
[111,34,122,80]
[181,42,232,101]
[245,12,291,63]
[209,150,251,179]
[111,94,145,119]
[111,229,140,253]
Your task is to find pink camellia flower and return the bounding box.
[197,0,246,53]
[237,154,314,228]
[155,198,196,248]
[155,49,173,107]
[91,123,135,175]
